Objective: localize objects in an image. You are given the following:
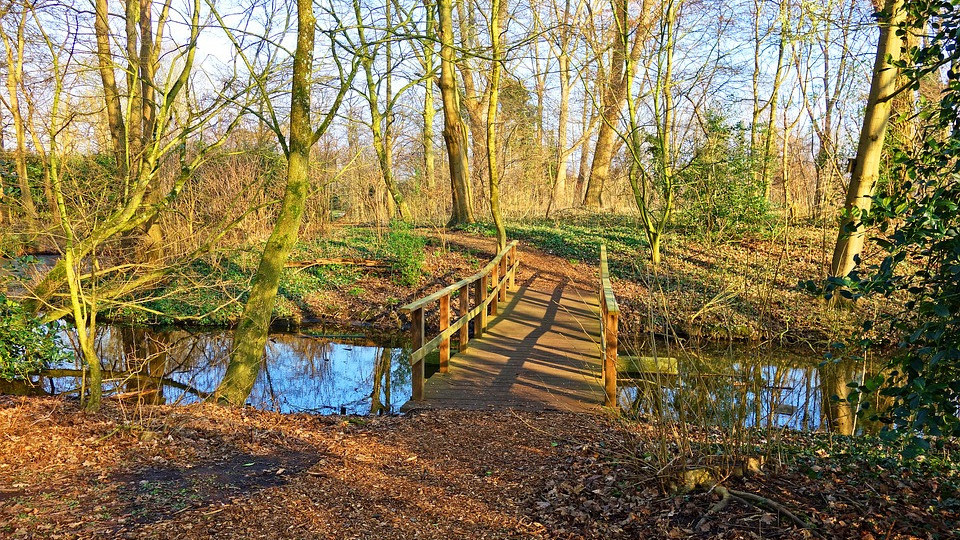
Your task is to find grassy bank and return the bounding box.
[104,224,487,330]
[465,215,884,345]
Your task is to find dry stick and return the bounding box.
[696,484,817,532]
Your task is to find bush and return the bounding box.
[0,292,69,380]
[678,110,770,238]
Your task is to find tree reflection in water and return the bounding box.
[49,326,411,414]
[618,345,887,435]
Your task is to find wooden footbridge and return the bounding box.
[399,240,622,413]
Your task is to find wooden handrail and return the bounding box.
[599,244,619,408]
[400,240,520,401]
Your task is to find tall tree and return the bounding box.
[829,0,905,282]
[487,0,507,249]
[582,0,644,210]
[438,0,475,225]
[354,0,410,220]
[214,0,355,405]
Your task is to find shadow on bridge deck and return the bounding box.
[402,271,603,413]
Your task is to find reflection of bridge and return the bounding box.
[400,241,615,413]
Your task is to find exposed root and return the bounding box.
[726,487,813,529]
[696,484,816,531]
[695,485,732,529]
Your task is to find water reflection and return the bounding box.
[618,345,886,435]
[50,326,412,415]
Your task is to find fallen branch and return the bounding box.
[286,258,386,269]
[727,487,813,529]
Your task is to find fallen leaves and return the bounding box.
[0,397,957,539]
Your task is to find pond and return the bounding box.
[43,326,417,415]
[616,343,886,435]
[23,324,879,431]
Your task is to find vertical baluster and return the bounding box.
[439,293,450,372]
[499,255,507,302]
[480,274,489,332]
[510,244,517,291]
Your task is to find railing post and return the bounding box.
[509,244,517,290]
[458,283,470,351]
[480,273,490,331]
[474,275,486,337]
[490,265,499,317]
[604,308,618,407]
[498,255,507,302]
[411,307,425,400]
[439,293,450,373]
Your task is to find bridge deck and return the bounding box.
[404,270,603,413]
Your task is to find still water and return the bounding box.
[47,326,414,415]
[35,326,876,431]
[615,345,883,435]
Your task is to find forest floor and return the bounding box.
[1,397,958,539]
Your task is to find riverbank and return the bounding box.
[5,219,884,345]
[1,397,956,539]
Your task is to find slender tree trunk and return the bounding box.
[829,0,905,282]
[215,0,316,405]
[486,0,507,250]
[439,0,475,226]
[422,0,437,195]
[548,49,572,217]
[582,0,643,210]
[94,0,126,167]
[1,13,37,225]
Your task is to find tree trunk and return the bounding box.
[439,0,475,226]
[215,0,316,406]
[829,0,904,282]
[548,51,572,217]
[486,0,507,250]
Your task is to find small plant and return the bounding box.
[380,222,425,286]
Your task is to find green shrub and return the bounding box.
[0,292,69,380]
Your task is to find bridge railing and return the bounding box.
[599,244,619,407]
[399,240,520,401]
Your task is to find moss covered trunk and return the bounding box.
[214,0,316,406]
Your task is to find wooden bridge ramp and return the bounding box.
[400,242,604,413]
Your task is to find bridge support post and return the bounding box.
[477,274,489,335]
[498,256,507,302]
[458,284,470,351]
[507,244,517,291]
[439,293,450,372]
[411,307,425,400]
[603,309,618,407]
[490,264,499,316]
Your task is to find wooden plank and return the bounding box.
[617,355,679,375]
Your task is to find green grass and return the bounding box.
[107,223,426,326]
